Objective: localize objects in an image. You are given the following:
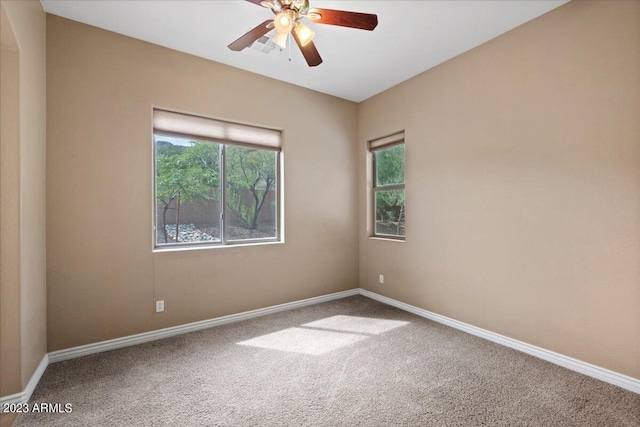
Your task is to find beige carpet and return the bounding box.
[14,296,640,426]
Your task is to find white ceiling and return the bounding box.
[41,0,569,102]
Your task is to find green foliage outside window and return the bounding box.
[155,138,277,243]
[156,141,220,243]
[375,144,405,236]
[376,144,405,186]
[225,145,277,231]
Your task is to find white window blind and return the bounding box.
[153,109,281,150]
[368,131,404,151]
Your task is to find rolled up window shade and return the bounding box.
[368,131,404,151]
[153,109,281,150]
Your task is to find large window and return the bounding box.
[153,110,281,249]
[370,132,405,239]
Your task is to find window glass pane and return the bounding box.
[375,144,405,186]
[225,145,277,241]
[155,135,221,245]
[375,189,405,237]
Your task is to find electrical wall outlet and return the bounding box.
[379,274,384,284]
[155,300,165,313]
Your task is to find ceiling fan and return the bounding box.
[228,0,378,67]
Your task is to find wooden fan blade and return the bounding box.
[228,20,274,51]
[292,30,322,67]
[308,8,378,31]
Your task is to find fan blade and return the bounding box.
[292,30,322,67]
[308,8,378,31]
[228,20,274,51]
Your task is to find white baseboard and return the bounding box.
[0,354,49,406]
[3,289,359,403]
[49,288,360,363]
[3,287,637,405]
[359,289,640,394]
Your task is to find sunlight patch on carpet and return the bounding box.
[302,315,409,335]
[237,327,367,355]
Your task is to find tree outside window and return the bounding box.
[154,134,279,247]
[373,143,405,238]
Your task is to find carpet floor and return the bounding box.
[14,296,640,426]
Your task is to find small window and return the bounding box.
[370,132,405,239]
[153,109,281,249]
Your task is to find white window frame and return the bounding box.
[369,131,405,240]
[152,109,283,250]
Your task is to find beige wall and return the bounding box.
[0,0,47,395]
[358,0,640,379]
[46,16,359,351]
[1,12,21,396]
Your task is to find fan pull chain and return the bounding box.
[288,32,292,62]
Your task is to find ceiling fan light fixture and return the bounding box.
[294,22,315,47]
[307,10,322,21]
[230,0,378,67]
[271,31,288,49]
[292,0,310,15]
[274,11,293,34]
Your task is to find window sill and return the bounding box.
[369,236,405,243]
[153,240,283,253]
